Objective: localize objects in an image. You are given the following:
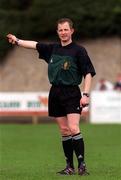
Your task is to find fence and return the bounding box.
[0,91,121,124]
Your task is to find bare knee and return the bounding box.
[60,126,71,136]
[67,113,80,135]
[55,117,71,136]
[69,126,80,135]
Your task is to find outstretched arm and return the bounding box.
[6,34,37,49]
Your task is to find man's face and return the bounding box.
[57,22,74,43]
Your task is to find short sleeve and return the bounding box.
[36,43,54,63]
[77,47,96,77]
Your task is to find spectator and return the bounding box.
[95,78,113,91]
[114,73,121,91]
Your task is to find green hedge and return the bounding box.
[27,0,121,38]
[0,0,121,62]
[0,10,27,61]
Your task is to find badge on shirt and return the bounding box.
[62,61,70,70]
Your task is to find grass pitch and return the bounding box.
[0,123,121,180]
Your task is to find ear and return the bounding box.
[71,28,74,34]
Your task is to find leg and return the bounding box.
[55,116,75,175]
[48,86,75,174]
[67,113,84,164]
[67,113,80,135]
[67,113,89,175]
[56,116,71,136]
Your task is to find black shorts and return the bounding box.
[48,85,82,117]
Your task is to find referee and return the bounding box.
[7,18,96,176]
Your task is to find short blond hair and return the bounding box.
[57,18,74,29]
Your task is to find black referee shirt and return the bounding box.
[36,42,96,85]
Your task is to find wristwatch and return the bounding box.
[83,93,90,97]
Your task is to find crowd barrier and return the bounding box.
[90,91,121,123]
[0,92,48,124]
[0,91,121,124]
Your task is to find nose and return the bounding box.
[61,30,65,34]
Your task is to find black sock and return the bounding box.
[62,135,74,168]
[72,133,84,168]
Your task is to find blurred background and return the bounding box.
[0,0,121,123]
[0,2,121,179]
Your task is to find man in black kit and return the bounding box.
[7,18,96,175]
